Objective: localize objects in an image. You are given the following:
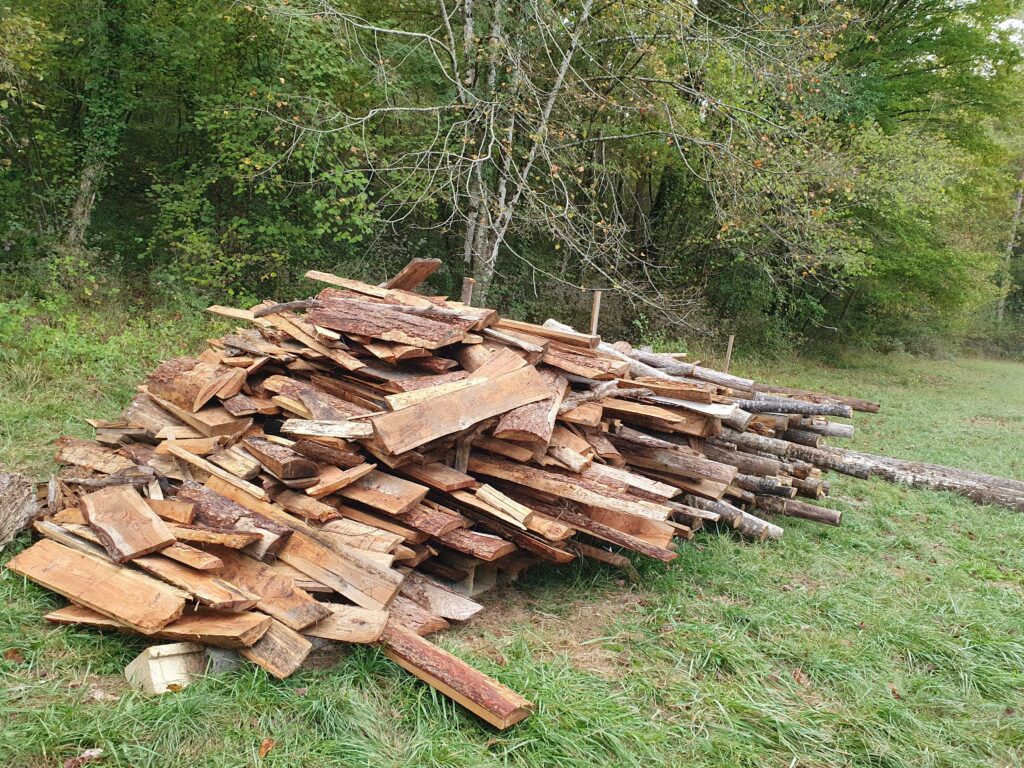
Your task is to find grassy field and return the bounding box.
[1,301,1023,768]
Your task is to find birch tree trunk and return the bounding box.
[996,164,1024,324]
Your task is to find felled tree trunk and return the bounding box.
[0,472,39,552]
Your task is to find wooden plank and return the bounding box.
[336,506,430,545]
[6,539,186,633]
[305,463,377,498]
[493,369,566,445]
[281,419,374,439]
[370,366,550,454]
[319,517,405,552]
[55,436,135,475]
[382,257,443,290]
[495,318,599,349]
[270,489,338,522]
[436,528,515,561]
[132,554,260,611]
[46,604,271,648]
[168,523,262,549]
[165,443,270,501]
[143,388,253,438]
[467,456,672,521]
[145,499,195,525]
[80,486,175,562]
[175,482,292,560]
[160,542,223,571]
[145,357,237,413]
[398,570,483,621]
[384,377,484,411]
[337,471,429,515]
[303,604,388,643]
[308,298,466,350]
[206,547,331,630]
[208,447,262,481]
[394,502,467,537]
[240,618,312,679]
[205,476,404,610]
[387,595,450,636]
[398,462,477,492]
[241,436,316,480]
[381,622,533,728]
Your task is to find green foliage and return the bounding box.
[1,0,1023,350]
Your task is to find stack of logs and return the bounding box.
[6,258,929,730]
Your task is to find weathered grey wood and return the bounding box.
[0,472,37,552]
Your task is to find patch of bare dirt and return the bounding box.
[454,586,650,679]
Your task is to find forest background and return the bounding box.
[2,0,1023,357]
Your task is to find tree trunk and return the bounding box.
[60,159,104,253]
[997,164,1024,324]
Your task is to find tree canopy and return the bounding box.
[1,0,1022,352]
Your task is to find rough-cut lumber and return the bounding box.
[241,436,316,479]
[143,389,252,438]
[383,258,443,290]
[381,622,533,728]
[165,443,271,500]
[497,318,599,349]
[369,365,551,454]
[309,298,466,350]
[160,542,224,570]
[176,482,292,560]
[0,472,38,552]
[205,475,404,610]
[206,546,331,630]
[80,486,175,562]
[303,604,388,643]
[240,618,313,679]
[437,527,516,561]
[398,570,484,622]
[388,595,450,636]
[56,436,136,475]
[493,369,566,445]
[6,539,186,633]
[280,419,374,439]
[468,456,672,521]
[336,470,428,514]
[306,463,378,498]
[46,604,271,648]
[208,447,263,481]
[398,462,477,492]
[133,553,260,611]
[146,357,237,413]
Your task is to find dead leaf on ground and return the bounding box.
[791,668,811,686]
[3,648,26,664]
[259,738,276,759]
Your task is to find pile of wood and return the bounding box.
[8,259,894,729]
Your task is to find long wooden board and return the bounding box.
[46,604,271,648]
[381,622,533,729]
[369,366,551,454]
[6,540,186,634]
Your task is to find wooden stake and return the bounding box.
[724,334,735,373]
[460,276,476,305]
[589,289,602,335]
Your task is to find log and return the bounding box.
[753,495,842,526]
[735,397,853,418]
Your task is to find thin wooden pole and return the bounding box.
[460,277,476,305]
[589,290,602,335]
[723,334,735,373]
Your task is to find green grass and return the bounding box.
[2,302,1023,768]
